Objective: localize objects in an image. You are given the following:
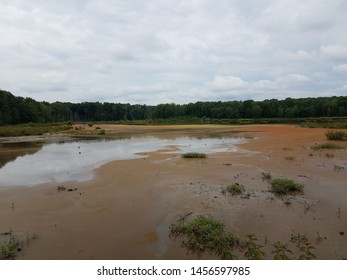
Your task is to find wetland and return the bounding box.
[0,124,346,259]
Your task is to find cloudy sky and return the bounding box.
[1,0,347,104]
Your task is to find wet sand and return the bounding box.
[0,124,346,259]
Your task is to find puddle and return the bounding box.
[0,136,245,187]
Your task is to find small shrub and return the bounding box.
[285,156,295,161]
[0,232,37,260]
[226,183,245,195]
[241,235,265,260]
[311,143,345,150]
[0,235,21,260]
[97,129,106,135]
[170,215,239,257]
[271,241,293,260]
[170,215,320,260]
[270,178,304,195]
[87,123,94,127]
[181,152,206,158]
[325,130,347,141]
[290,231,316,260]
[261,172,272,181]
[282,197,292,206]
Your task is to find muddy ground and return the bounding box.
[0,124,346,259]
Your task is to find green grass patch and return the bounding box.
[181,152,207,158]
[225,183,245,195]
[0,123,72,137]
[170,215,317,259]
[170,215,239,259]
[310,143,345,150]
[325,130,347,141]
[0,231,37,260]
[270,178,304,195]
[96,129,106,135]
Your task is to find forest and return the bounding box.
[1,89,347,125]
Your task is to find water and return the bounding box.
[0,136,244,187]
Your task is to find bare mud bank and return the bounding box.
[0,125,346,259]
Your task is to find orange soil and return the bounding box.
[0,124,346,259]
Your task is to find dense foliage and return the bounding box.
[1,89,347,125]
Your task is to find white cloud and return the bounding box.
[0,0,346,104]
[320,44,347,60]
[333,64,347,73]
[252,80,277,91]
[208,76,247,92]
[279,50,315,62]
[275,74,311,84]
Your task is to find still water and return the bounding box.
[0,136,244,187]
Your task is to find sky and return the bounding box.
[1,0,347,105]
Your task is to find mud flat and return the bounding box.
[0,124,346,259]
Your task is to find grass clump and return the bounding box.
[181,152,206,158]
[0,231,37,260]
[241,235,265,260]
[311,143,345,150]
[261,172,272,181]
[0,235,21,260]
[270,178,304,195]
[96,129,106,135]
[325,130,347,141]
[170,215,239,258]
[170,215,319,260]
[225,183,245,195]
[0,123,72,137]
[285,156,295,161]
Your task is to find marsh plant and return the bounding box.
[290,232,316,260]
[271,241,293,260]
[181,152,207,158]
[325,130,347,141]
[170,215,317,260]
[311,143,345,150]
[0,231,37,260]
[225,183,245,196]
[261,172,272,181]
[96,129,106,135]
[285,156,295,161]
[241,235,265,260]
[270,178,304,195]
[282,197,293,206]
[170,215,239,259]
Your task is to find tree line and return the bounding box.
[1,89,347,125]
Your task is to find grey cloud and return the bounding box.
[320,44,347,61]
[23,85,68,94]
[0,0,346,104]
[333,64,347,73]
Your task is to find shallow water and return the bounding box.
[0,136,244,187]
